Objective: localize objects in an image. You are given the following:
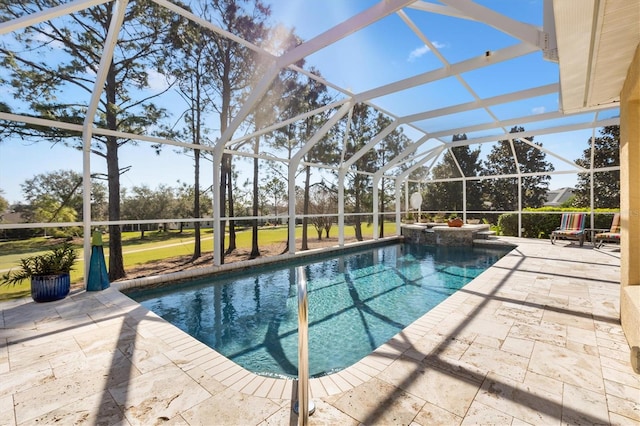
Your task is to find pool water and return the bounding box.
[126,243,510,379]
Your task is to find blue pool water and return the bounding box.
[126,243,510,379]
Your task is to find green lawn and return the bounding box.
[0,222,397,300]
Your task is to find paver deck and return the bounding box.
[1,237,638,425]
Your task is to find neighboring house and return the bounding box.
[545,187,575,207]
[0,209,31,240]
[179,220,213,230]
[1,210,28,225]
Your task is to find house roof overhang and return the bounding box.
[553,0,640,113]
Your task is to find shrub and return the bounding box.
[496,208,619,238]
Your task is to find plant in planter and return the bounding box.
[433,214,446,223]
[1,242,78,302]
[447,217,464,227]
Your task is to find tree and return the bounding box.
[294,74,335,250]
[20,170,107,221]
[375,114,411,237]
[343,103,378,241]
[247,28,301,259]
[310,184,337,239]
[483,126,554,211]
[424,134,482,212]
[162,7,217,261]
[261,176,287,224]
[572,125,620,208]
[425,134,482,213]
[31,195,79,237]
[271,68,336,250]
[0,190,8,216]
[174,181,213,233]
[121,184,175,239]
[165,16,211,261]
[207,0,271,262]
[0,1,179,280]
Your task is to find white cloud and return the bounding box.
[532,106,546,114]
[408,45,431,62]
[407,41,446,62]
[146,69,170,92]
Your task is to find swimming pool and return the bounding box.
[126,243,510,379]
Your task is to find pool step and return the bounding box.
[475,230,496,239]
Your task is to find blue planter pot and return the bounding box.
[31,274,70,303]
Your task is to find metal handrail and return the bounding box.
[294,266,314,424]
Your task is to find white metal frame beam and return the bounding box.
[401,84,558,124]
[0,0,112,35]
[440,0,545,47]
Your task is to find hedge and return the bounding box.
[496,208,619,239]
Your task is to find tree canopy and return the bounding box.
[425,134,482,213]
[20,170,107,221]
[483,126,554,211]
[572,125,620,209]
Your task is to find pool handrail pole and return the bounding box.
[295,266,314,424]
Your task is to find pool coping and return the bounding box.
[113,236,403,292]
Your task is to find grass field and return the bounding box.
[0,222,397,300]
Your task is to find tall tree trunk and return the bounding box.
[354,217,363,240]
[219,153,228,264]
[219,78,231,264]
[379,177,385,238]
[226,164,236,254]
[354,178,363,241]
[192,146,201,260]
[106,134,125,280]
[192,85,202,261]
[250,138,260,259]
[106,64,125,281]
[301,164,310,250]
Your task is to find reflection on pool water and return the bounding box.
[126,243,511,379]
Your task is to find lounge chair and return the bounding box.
[550,213,586,246]
[593,213,621,248]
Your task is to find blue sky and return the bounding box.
[0,0,618,204]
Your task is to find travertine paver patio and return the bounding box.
[1,237,638,425]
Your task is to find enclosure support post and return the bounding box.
[338,168,346,246]
[404,181,409,216]
[462,179,467,222]
[395,177,402,231]
[589,123,597,228]
[517,175,522,238]
[288,164,297,255]
[372,175,380,240]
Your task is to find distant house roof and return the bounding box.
[545,187,575,207]
[1,210,28,224]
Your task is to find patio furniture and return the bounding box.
[550,213,587,246]
[593,213,621,248]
